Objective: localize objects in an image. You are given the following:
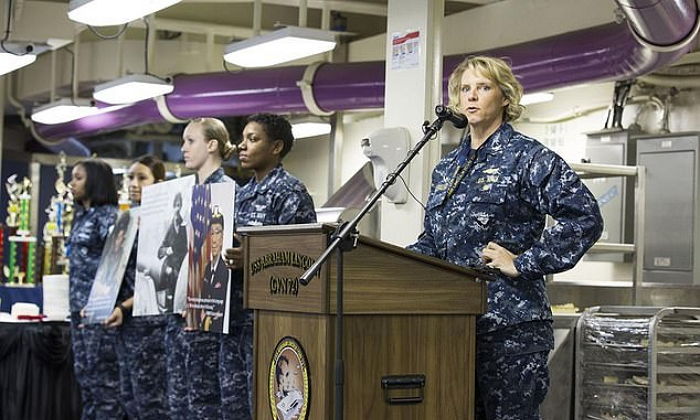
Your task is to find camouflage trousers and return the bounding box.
[475,349,550,420]
[165,314,189,420]
[219,315,254,420]
[70,313,125,420]
[116,315,168,420]
[184,329,222,419]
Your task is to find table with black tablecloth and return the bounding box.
[0,321,81,420]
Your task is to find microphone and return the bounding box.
[435,105,468,129]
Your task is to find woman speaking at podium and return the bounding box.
[407,56,603,419]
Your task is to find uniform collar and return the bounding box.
[200,167,226,185]
[244,165,284,194]
[463,122,512,157]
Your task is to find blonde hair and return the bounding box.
[188,117,236,160]
[447,56,525,123]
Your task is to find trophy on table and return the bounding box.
[3,175,37,285]
[42,153,73,276]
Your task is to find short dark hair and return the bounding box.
[132,155,166,182]
[246,113,295,158]
[76,159,118,207]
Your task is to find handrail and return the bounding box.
[569,162,639,178]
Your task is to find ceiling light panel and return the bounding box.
[31,99,102,125]
[93,74,174,104]
[68,0,182,27]
[224,26,337,68]
[521,92,554,106]
[292,122,331,139]
[0,52,36,76]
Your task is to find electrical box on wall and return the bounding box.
[636,132,700,285]
[583,129,637,262]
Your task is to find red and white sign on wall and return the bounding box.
[391,30,420,70]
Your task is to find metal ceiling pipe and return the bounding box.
[36,0,698,141]
[615,0,699,48]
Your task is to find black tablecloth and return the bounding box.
[0,322,81,420]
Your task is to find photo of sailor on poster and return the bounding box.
[83,209,139,324]
[185,182,235,333]
[133,176,195,316]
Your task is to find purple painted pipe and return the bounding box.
[616,0,697,46]
[37,97,164,140]
[167,61,386,118]
[44,137,90,156]
[35,0,698,141]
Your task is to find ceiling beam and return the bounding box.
[130,17,259,38]
[181,0,387,16]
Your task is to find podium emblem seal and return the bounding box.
[269,336,310,420]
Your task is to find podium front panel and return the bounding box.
[254,311,477,420]
[244,231,329,314]
[254,311,333,420]
[344,314,476,420]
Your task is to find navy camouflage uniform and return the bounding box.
[408,123,603,420]
[182,167,234,419]
[220,165,317,420]
[115,236,168,419]
[165,312,189,420]
[67,204,124,420]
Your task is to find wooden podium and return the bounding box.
[240,224,486,420]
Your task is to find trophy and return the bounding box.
[4,174,36,285]
[42,153,73,276]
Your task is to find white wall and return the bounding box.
[339,113,383,185]
[283,134,330,207]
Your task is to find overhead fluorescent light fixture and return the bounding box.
[93,74,174,104]
[0,43,39,76]
[31,99,102,125]
[292,122,331,139]
[0,51,36,75]
[521,92,554,106]
[224,26,337,68]
[68,0,182,27]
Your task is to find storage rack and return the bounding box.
[575,306,700,420]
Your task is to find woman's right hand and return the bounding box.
[224,234,244,270]
[104,307,124,328]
